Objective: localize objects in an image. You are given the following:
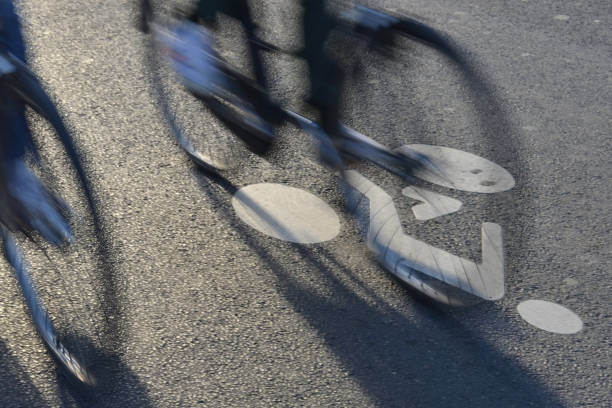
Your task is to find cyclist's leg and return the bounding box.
[193,0,267,90]
[0,0,31,163]
[191,0,282,125]
[301,0,343,139]
[0,0,25,61]
[0,101,28,164]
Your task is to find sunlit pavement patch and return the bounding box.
[517,300,583,334]
[232,183,340,244]
[398,144,515,193]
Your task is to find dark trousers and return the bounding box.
[194,0,267,90]
[0,0,30,162]
[194,0,342,136]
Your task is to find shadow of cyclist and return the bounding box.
[0,333,153,407]
[193,167,562,408]
[54,336,155,408]
[0,337,47,407]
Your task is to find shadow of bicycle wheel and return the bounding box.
[190,166,561,408]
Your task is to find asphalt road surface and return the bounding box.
[0,0,609,407]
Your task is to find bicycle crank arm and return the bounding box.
[284,111,416,177]
[339,125,419,178]
[284,110,344,168]
[283,111,388,157]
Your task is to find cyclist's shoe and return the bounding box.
[1,160,73,246]
[154,19,229,98]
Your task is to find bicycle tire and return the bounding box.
[1,55,121,390]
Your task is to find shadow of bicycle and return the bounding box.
[54,339,154,408]
[193,167,562,408]
[0,337,46,407]
[0,333,154,408]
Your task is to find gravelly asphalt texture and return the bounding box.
[0,0,609,407]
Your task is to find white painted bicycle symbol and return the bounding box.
[344,144,515,305]
[233,144,515,305]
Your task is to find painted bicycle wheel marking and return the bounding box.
[517,300,583,334]
[232,183,340,244]
[398,144,516,193]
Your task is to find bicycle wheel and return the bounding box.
[0,56,121,389]
[338,7,526,306]
[140,0,273,171]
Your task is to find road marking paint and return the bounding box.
[562,277,579,287]
[397,144,515,193]
[402,186,462,220]
[344,170,505,303]
[232,183,340,244]
[517,300,583,334]
[554,15,570,21]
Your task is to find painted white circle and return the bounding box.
[517,300,583,334]
[232,183,340,244]
[397,144,515,193]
